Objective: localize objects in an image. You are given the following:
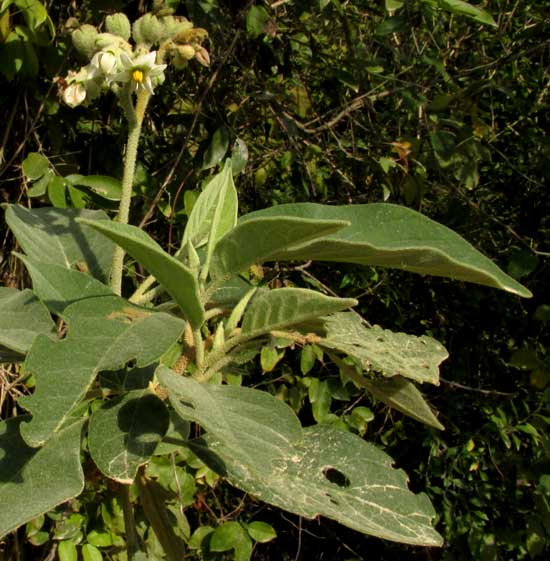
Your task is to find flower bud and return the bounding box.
[158,15,193,42]
[71,24,98,59]
[194,45,210,67]
[63,83,86,108]
[132,13,162,46]
[177,44,196,61]
[95,32,124,49]
[174,27,208,46]
[105,13,131,41]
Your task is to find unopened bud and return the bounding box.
[174,27,208,46]
[177,44,196,61]
[194,45,210,67]
[132,13,162,46]
[95,32,122,49]
[158,15,193,41]
[71,24,98,59]
[105,13,131,41]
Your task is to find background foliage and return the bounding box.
[0,0,549,560]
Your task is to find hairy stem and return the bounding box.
[110,89,150,295]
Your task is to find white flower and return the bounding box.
[111,51,167,95]
[63,82,87,108]
[90,50,118,76]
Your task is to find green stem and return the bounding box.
[110,89,151,296]
[129,274,157,303]
[121,484,140,561]
[193,328,205,369]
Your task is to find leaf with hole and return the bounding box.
[321,313,447,385]
[159,369,442,546]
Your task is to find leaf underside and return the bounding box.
[239,203,531,298]
[321,312,448,385]
[242,288,357,337]
[159,369,443,546]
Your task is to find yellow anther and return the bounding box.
[132,69,144,83]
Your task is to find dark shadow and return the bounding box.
[0,417,38,484]
[323,466,351,488]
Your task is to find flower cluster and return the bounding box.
[59,11,209,108]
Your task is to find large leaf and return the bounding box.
[16,255,113,314]
[4,204,115,284]
[321,313,448,385]
[181,159,237,251]
[363,377,444,430]
[239,203,531,298]
[241,288,356,337]
[210,216,349,280]
[0,417,84,539]
[159,369,442,546]
[0,287,55,354]
[19,295,184,447]
[88,390,169,483]
[78,219,204,328]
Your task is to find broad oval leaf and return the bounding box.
[181,159,238,252]
[4,204,115,284]
[159,369,442,546]
[66,174,122,201]
[241,288,357,337]
[239,203,531,298]
[0,417,84,540]
[202,126,231,170]
[321,313,448,385]
[20,296,184,447]
[210,216,349,280]
[21,152,49,180]
[0,287,55,354]
[78,219,204,328]
[88,390,169,483]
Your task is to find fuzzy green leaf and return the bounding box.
[0,417,84,539]
[4,204,115,284]
[210,217,349,280]
[363,377,444,430]
[88,390,169,483]
[242,288,356,338]
[159,370,442,546]
[78,219,204,328]
[16,256,113,314]
[182,159,238,251]
[0,287,55,354]
[20,296,184,447]
[239,203,531,298]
